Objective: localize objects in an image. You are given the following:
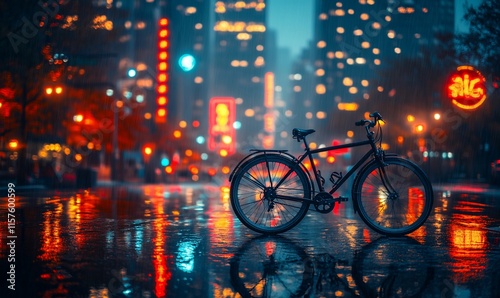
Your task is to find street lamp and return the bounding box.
[45,86,64,95]
[415,124,425,133]
[8,139,18,150]
[73,114,83,122]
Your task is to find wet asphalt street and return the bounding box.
[0,182,499,298]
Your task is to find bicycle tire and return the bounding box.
[230,235,314,298]
[230,154,311,234]
[351,237,433,298]
[353,156,433,236]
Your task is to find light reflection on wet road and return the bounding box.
[0,182,499,297]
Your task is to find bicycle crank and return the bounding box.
[313,192,335,213]
[313,192,349,213]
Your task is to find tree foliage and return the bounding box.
[456,0,500,76]
[0,1,146,182]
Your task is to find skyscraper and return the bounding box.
[311,0,455,138]
[168,0,210,128]
[212,0,268,149]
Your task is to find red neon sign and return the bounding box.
[208,97,236,155]
[446,65,487,110]
[156,18,169,123]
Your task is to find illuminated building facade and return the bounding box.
[212,0,268,149]
[96,0,164,127]
[167,1,210,128]
[98,0,210,129]
[311,0,455,138]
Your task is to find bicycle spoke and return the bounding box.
[230,153,311,233]
[355,157,433,236]
[242,172,266,190]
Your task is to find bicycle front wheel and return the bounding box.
[353,156,433,236]
[230,154,311,234]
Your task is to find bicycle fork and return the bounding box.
[378,165,399,201]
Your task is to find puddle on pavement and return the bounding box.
[0,186,499,297]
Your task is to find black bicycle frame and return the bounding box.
[297,139,376,195]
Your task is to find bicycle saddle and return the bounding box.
[292,128,316,138]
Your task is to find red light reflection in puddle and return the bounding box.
[447,200,489,284]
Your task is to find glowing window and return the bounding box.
[335,9,345,16]
[316,111,327,119]
[316,84,326,94]
[254,56,265,67]
[356,57,366,64]
[343,77,353,86]
[245,109,255,117]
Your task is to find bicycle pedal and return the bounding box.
[334,196,349,203]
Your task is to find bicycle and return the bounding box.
[228,112,434,236]
[229,234,434,298]
[229,235,357,298]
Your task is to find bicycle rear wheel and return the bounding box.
[353,156,433,236]
[230,154,310,234]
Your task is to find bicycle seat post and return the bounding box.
[302,136,310,152]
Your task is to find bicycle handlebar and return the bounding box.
[355,119,370,127]
[355,111,384,127]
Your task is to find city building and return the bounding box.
[211,0,268,150]
[308,0,455,141]
[167,0,210,131]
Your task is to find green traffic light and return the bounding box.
[179,54,195,71]
[127,68,137,78]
